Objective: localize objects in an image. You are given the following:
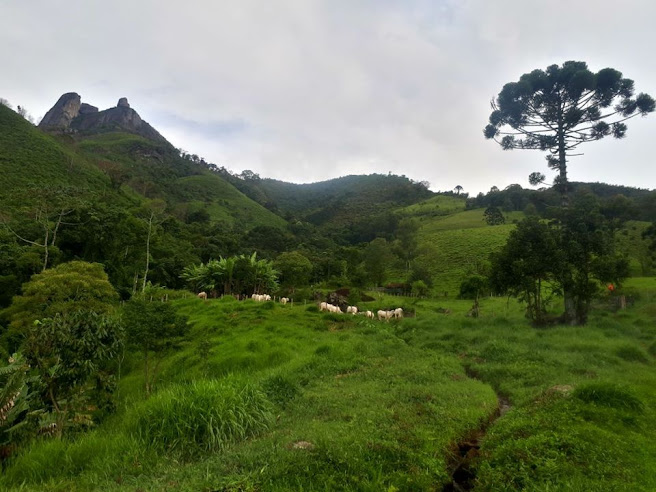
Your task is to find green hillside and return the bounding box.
[397,194,466,219]
[241,174,433,226]
[399,202,525,295]
[174,175,286,229]
[0,105,108,204]
[74,132,286,229]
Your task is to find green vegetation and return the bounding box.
[3,90,656,490]
[0,282,654,490]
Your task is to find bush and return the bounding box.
[411,280,429,297]
[127,379,273,458]
[573,382,644,412]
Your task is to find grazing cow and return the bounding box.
[377,310,387,321]
[346,306,358,315]
[280,297,289,305]
[327,304,342,314]
[197,292,207,300]
[264,294,272,301]
[365,310,374,319]
[394,308,404,319]
[320,302,328,311]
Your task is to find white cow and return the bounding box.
[365,310,374,319]
[319,302,328,311]
[197,291,207,300]
[346,306,358,315]
[393,308,404,319]
[328,304,342,314]
[280,297,289,305]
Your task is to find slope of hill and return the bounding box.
[238,174,433,225]
[0,104,109,204]
[73,131,286,229]
[414,208,524,295]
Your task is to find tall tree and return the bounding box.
[484,61,654,206]
[135,199,167,294]
[484,61,653,323]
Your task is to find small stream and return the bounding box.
[442,368,511,491]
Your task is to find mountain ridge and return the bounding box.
[39,92,168,144]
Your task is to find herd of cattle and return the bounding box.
[319,302,403,321]
[196,291,403,321]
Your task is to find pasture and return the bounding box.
[3,279,656,491]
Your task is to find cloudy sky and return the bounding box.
[2,0,655,194]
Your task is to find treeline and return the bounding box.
[467,182,656,223]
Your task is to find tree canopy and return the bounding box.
[484,61,654,202]
[2,261,118,351]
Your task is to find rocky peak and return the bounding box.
[38,92,168,144]
[79,103,98,115]
[38,92,81,129]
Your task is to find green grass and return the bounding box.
[3,282,656,490]
[397,194,467,219]
[176,175,287,228]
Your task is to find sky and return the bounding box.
[2,0,655,195]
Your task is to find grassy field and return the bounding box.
[397,195,467,219]
[176,175,287,229]
[408,208,524,295]
[3,278,656,491]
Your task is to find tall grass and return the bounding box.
[126,378,273,458]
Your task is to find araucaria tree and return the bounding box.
[484,61,654,204]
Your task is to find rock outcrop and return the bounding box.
[38,93,168,144]
[39,92,81,129]
[78,103,98,114]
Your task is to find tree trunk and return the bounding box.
[42,228,49,272]
[557,117,577,323]
[142,211,154,293]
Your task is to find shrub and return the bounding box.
[127,379,273,458]
[573,382,644,412]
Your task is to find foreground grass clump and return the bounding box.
[1,431,151,487]
[127,378,273,458]
[573,382,645,413]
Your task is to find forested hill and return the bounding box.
[0,102,289,300]
[221,174,434,244]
